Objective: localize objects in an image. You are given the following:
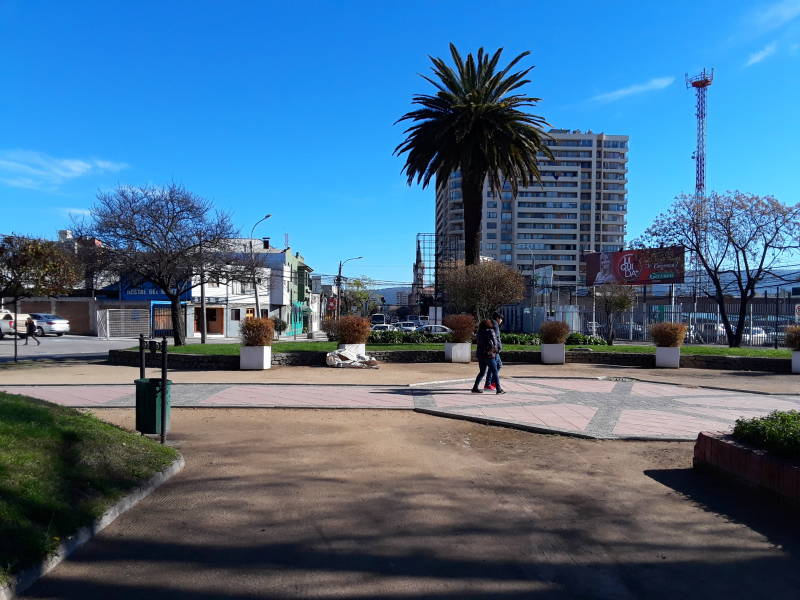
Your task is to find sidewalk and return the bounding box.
[1,363,798,441]
[0,360,796,394]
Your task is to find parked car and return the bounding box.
[740,326,768,346]
[415,324,452,335]
[370,324,396,332]
[28,313,71,336]
[395,321,418,332]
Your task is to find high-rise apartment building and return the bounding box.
[435,129,628,286]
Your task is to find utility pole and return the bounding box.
[336,256,363,322]
[249,214,272,318]
[199,237,206,343]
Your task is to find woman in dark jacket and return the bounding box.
[472,319,504,394]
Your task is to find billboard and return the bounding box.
[585,247,684,286]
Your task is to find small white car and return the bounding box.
[0,311,16,339]
[370,324,396,332]
[395,321,419,332]
[28,313,70,336]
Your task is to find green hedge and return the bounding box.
[367,330,448,344]
[566,333,606,345]
[732,410,800,459]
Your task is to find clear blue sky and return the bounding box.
[1,0,798,285]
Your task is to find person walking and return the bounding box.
[472,319,504,394]
[484,312,504,391]
[24,317,40,346]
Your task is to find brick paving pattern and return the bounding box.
[2,376,799,441]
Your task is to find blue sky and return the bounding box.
[1,0,798,284]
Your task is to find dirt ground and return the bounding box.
[21,408,800,600]
[1,360,797,394]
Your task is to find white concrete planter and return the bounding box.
[240,345,272,370]
[792,350,800,374]
[338,343,366,356]
[541,343,565,365]
[444,342,471,363]
[655,346,681,368]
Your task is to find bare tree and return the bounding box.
[0,235,82,361]
[594,284,636,346]
[441,261,525,321]
[642,191,800,347]
[78,184,242,346]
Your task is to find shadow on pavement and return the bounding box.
[645,467,800,555]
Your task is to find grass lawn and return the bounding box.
[0,393,178,585]
[160,342,792,359]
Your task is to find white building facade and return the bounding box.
[435,129,628,287]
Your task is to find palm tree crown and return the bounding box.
[395,43,552,265]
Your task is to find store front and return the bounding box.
[193,306,225,336]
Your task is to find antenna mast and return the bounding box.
[685,68,714,197]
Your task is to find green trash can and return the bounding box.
[135,378,172,434]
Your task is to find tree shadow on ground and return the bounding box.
[645,467,800,555]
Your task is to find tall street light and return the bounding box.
[249,214,272,318]
[336,256,363,321]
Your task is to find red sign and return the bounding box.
[585,247,684,286]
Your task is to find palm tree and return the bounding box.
[395,43,552,266]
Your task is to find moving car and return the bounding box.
[395,321,418,332]
[0,311,16,339]
[28,313,70,336]
[370,324,396,332]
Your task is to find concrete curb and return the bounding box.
[0,454,185,600]
[413,407,695,442]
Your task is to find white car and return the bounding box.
[28,313,70,336]
[395,321,419,332]
[370,324,396,332]
[0,311,16,339]
[415,324,453,335]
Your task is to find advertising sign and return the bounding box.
[119,278,192,302]
[585,247,684,286]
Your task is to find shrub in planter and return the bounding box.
[540,321,570,344]
[240,317,274,346]
[443,314,476,343]
[239,317,274,370]
[336,316,371,353]
[443,314,475,363]
[733,410,800,460]
[787,326,800,374]
[650,322,687,369]
[540,321,569,364]
[273,318,288,335]
[650,322,687,347]
[786,326,800,351]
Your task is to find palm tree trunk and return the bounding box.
[462,174,484,266]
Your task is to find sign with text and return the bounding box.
[585,247,685,286]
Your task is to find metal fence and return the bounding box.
[501,298,800,347]
[97,307,186,338]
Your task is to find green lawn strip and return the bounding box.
[0,393,178,585]
[158,342,790,359]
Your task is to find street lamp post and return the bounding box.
[335,256,363,321]
[249,214,272,318]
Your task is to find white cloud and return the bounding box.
[0,150,127,190]
[745,41,778,66]
[63,207,91,216]
[590,76,675,103]
[752,0,800,32]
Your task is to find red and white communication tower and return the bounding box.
[686,68,714,197]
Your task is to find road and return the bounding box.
[0,335,136,362]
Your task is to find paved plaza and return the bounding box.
[3,375,799,440]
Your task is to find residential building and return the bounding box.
[263,245,315,336]
[435,129,628,287]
